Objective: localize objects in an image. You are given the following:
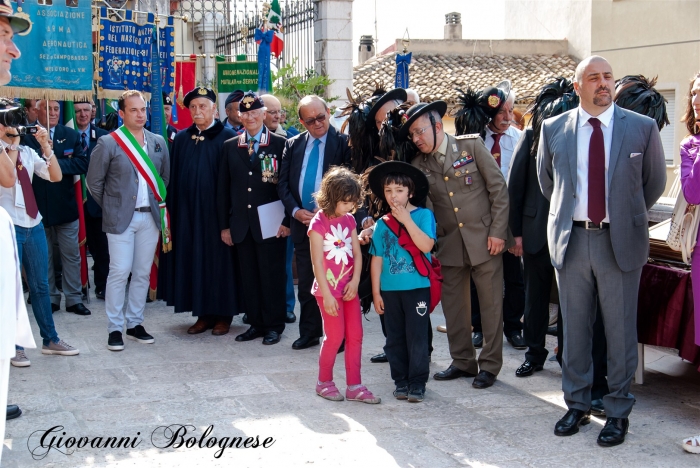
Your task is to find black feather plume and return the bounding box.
[527,77,579,157]
[453,87,490,135]
[614,75,669,131]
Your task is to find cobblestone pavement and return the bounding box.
[3,283,699,467]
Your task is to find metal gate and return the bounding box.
[213,0,315,77]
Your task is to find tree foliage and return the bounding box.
[272,59,338,131]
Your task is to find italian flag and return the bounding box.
[63,101,90,295]
[268,0,284,58]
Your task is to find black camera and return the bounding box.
[16,125,38,135]
[0,106,28,127]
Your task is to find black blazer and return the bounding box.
[507,129,549,255]
[217,126,290,244]
[78,124,109,218]
[277,126,351,243]
[23,124,89,227]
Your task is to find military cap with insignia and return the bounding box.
[397,100,448,141]
[225,89,245,107]
[366,88,407,128]
[478,80,512,119]
[239,91,266,112]
[183,87,216,107]
[162,92,173,107]
[0,0,31,35]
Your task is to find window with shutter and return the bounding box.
[659,90,675,165]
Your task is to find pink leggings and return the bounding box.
[316,295,363,385]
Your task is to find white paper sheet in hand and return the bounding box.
[257,200,286,239]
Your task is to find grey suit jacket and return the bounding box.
[536,105,666,272]
[86,129,170,235]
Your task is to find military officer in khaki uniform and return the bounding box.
[402,100,512,389]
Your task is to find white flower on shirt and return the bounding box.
[323,224,353,265]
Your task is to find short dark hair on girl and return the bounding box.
[315,166,363,217]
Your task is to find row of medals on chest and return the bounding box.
[192,133,279,183]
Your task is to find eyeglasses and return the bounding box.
[408,126,430,141]
[302,113,327,126]
[239,110,262,119]
[266,110,281,116]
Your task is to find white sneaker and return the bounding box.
[42,340,79,356]
[10,349,30,367]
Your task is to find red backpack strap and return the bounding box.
[382,214,431,277]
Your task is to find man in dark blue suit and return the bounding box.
[23,100,90,315]
[277,95,351,350]
[75,100,109,300]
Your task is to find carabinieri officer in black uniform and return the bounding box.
[217,92,290,345]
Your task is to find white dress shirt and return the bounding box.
[573,104,615,223]
[0,144,51,228]
[135,142,150,208]
[295,132,327,213]
[484,125,522,180]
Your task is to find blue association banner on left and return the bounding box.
[5,2,93,100]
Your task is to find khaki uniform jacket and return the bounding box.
[412,133,513,267]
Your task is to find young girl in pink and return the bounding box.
[308,167,380,404]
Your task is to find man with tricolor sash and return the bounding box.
[87,90,170,352]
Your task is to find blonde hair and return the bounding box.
[314,166,363,217]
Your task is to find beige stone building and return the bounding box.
[503,0,700,189]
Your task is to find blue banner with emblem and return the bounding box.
[159,17,175,98]
[5,2,93,100]
[97,8,154,99]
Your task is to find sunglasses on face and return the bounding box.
[303,113,326,126]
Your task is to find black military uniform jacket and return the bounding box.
[217,125,290,244]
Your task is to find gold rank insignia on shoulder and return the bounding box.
[455,134,480,140]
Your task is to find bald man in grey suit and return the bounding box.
[537,56,666,447]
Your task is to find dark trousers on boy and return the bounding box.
[382,287,431,391]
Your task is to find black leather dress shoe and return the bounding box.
[597,417,629,447]
[370,353,388,363]
[506,333,527,350]
[554,409,591,436]
[241,313,249,324]
[292,336,320,350]
[285,311,296,323]
[472,370,497,389]
[433,365,476,381]
[262,331,281,345]
[590,398,606,417]
[6,404,21,420]
[472,332,483,349]
[66,303,91,316]
[95,290,105,300]
[51,303,60,313]
[515,360,544,377]
[235,327,264,342]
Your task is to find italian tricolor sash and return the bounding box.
[111,126,172,252]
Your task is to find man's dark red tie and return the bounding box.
[16,154,39,219]
[491,132,504,167]
[588,117,605,225]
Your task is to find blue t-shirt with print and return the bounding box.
[369,207,436,291]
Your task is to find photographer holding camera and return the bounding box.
[0,98,80,364]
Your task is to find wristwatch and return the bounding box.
[5,144,19,151]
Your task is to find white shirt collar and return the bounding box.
[578,104,615,128]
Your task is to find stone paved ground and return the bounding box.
[3,283,700,467]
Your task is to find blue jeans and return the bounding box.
[15,222,60,346]
[285,236,295,313]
